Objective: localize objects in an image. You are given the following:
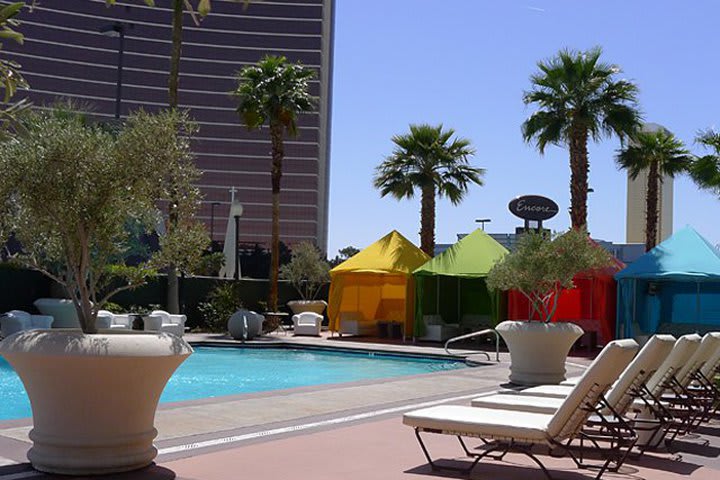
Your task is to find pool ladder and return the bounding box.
[444,328,500,363]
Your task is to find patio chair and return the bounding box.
[145,310,186,336]
[96,310,132,330]
[417,314,459,342]
[403,339,639,479]
[338,312,375,336]
[293,312,323,336]
[1,310,54,338]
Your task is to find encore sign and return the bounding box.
[508,195,559,221]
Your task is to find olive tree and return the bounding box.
[280,242,329,300]
[486,229,613,322]
[0,107,207,333]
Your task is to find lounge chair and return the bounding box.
[293,312,323,336]
[1,310,54,338]
[403,339,639,478]
[470,334,675,416]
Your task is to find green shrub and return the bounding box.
[197,282,243,332]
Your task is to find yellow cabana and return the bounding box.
[328,230,430,338]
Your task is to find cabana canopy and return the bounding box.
[507,243,625,346]
[328,230,429,336]
[413,229,509,336]
[616,226,720,338]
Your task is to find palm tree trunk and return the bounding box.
[645,160,659,251]
[569,127,589,230]
[268,123,284,312]
[168,0,183,109]
[165,0,183,313]
[420,183,436,257]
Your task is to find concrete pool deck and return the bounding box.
[2,333,711,479]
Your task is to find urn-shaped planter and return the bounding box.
[496,320,583,386]
[0,329,192,475]
[286,300,327,315]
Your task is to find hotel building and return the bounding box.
[4,0,334,250]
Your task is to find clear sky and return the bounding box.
[326,0,720,255]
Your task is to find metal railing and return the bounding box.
[444,328,500,362]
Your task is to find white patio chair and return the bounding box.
[293,312,323,336]
[146,310,186,336]
[1,310,54,338]
[418,314,459,342]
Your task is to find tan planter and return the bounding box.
[0,329,192,475]
[287,300,327,315]
[496,320,584,386]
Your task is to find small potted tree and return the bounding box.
[486,228,613,385]
[0,107,206,474]
[281,241,330,315]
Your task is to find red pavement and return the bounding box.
[166,415,720,480]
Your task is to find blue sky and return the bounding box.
[326,0,720,255]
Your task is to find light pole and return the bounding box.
[210,202,220,250]
[234,214,241,280]
[99,22,125,119]
[475,218,492,231]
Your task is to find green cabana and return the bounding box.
[413,229,509,337]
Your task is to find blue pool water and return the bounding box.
[0,346,465,420]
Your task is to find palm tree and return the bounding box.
[616,129,691,251]
[233,55,316,312]
[522,47,641,230]
[691,130,720,195]
[373,124,483,256]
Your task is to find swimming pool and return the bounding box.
[0,346,465,420]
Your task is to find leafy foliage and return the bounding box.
[691,130,720,196]
[0,2,30,136]
[616,130,691,180]
[373,124,483,255]
[329,245,360,267]
[486,229,613,323]
[0,106,207,332]
[279,242,330,300]
[197,282,244,332]
[233,55,317,134]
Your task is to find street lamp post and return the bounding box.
[210,202,221,251]
[99,22,125,119]
[234,214,241,280]
[475,218,492,231]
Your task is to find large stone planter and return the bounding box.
[287,300,327,315]
[0,329,192,475]
[496,320,583,386]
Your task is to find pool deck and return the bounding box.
[0,333,718,479]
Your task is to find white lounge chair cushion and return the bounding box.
[674,332,720,387]
[404,405,552,443]
[515,385,574,398]
[645,334,701,396]
[471,394,564,414]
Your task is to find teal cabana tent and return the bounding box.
[615,226,720,338]
[413,229,508,336]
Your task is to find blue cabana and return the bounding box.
[615,226,720,338]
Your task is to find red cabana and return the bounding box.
[506,251,625,346]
